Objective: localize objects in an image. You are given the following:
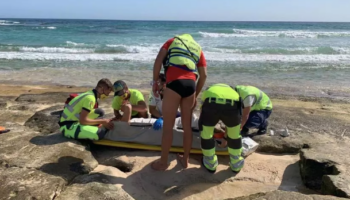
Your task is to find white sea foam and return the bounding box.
[19,47,93,53]
[106,44,160,53]
[66,41,85,46]
[0,20,21,26]
[199,29,350,38]
[46,26,56,29]
[1,51,350,64]
[206,46,350,55]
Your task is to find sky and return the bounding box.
[1,0,350,22]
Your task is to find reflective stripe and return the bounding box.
[61,112,68,119]
[75,113,80,119]
[255,90,263,105]
[203,158,218,169]
[204,155,215,161]
[266,99,271,108]
[66,93,92,113]
[229,159,245,169]
[230,155,241,160]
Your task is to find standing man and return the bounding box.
[151,33,207,170]
[112,80,148,123]
[59,78,114,140]
[235,85,272,136]
[199,83,244,173]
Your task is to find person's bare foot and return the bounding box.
[151,159,169,171]
[177,154,189,169]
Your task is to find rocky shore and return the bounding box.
[0,84,350,200]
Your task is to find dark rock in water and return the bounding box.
[300,141,350,198]
[0,166,66,200]
[15,92,72,104]
[57,166,134,200]
[0,125,98,182]
[25,105,63,134]
[228,190,346,200]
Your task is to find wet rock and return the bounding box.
[24,105,63,134]
[15,92,72,104]
[300,140,350,198]
[229,190,346,200]
[57,166,134,200]
[0,124,98,182]
[0,166,65,200]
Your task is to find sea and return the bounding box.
[1,18,350,99]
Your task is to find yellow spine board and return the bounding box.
[93,140,229,156]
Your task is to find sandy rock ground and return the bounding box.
[0,83,349,200]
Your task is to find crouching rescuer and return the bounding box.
[58,78,114,140]
[199,83,244,173]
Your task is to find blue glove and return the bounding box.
[176,112,181,118]
[153,117,163,130]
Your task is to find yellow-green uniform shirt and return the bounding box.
[60,90,97,123]
[112,89,145,116]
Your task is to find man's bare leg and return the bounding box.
[151,88,181,171]
[177,93,195,168]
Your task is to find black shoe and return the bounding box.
[257,121,268,135]
[257,128,267,135]
[231,169,241,174]
[201,157,216,173]
[240,127,249,137]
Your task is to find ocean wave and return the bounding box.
[46,26,56,29]
[66,41,85,46]
[1,52,350,63]
[0,44,160,54]
[19,47,93,53]
[2,44,350,56]
[199,29,350,38]
[207,46,350,55]
[105,44,160,53]
[0,20,21,26]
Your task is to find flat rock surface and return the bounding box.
[91,146,310,200]
[57,166,134,200]
[0,124,98,182]
[15,92,73,104]
[0,166,66,200]
[1,87,350,199]
[24,105,63,134]
[230,190,347,200]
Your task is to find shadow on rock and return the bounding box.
[69,162,236,200]
[30,133,68,146]
[278,161,319,195]
[39,156,94,182]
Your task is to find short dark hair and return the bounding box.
[97,78,113,90]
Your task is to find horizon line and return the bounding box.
[1,17,350,23]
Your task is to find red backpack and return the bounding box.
[64,93,98,109]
